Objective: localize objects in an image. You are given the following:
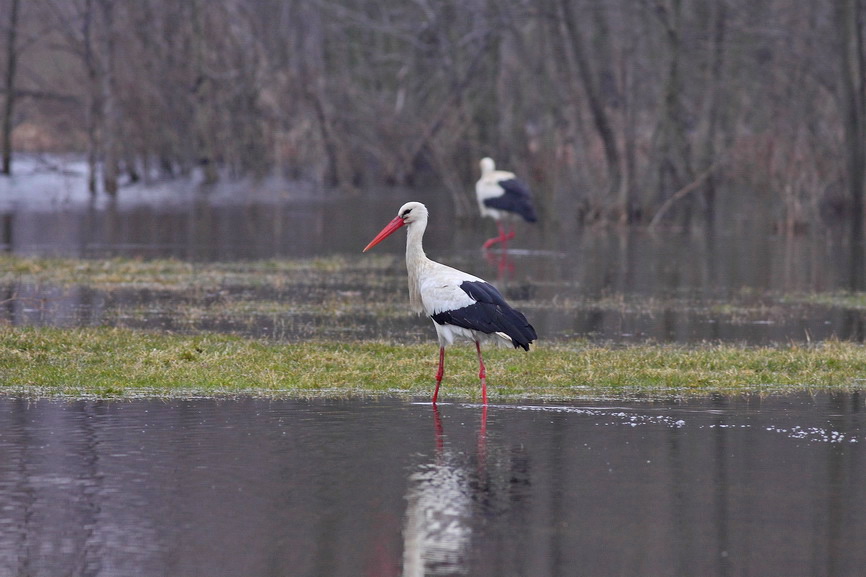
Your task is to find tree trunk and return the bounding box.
[652,0,694,222]
[557,0,623,211]
[190,0,219,186]
[82,0,99,194]
[98,0,119,195]
[836,0,866,238]
[619,4,640,222]
[699,0,728,227]
[835,0,866,291]
[308,82,355,190]
[1,0,21,176]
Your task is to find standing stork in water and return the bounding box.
[363,202,537,405]
[475,157,537,249]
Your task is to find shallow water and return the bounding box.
[4,162,866,344]
[1,394,864,577]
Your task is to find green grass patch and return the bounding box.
[1,326,864,401]
[783,291,866,310]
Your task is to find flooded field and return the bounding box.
[2,165,866,345]
[4,256,866,346]
[0,394,864,577]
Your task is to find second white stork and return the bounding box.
[363,201,537,405]
[475,157,537,249]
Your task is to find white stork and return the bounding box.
[475,157,537,249]
[363,201,537,405]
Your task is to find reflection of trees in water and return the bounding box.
[0,400,165,576]
[1,212,12,251]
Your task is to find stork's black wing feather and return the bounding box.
[483,178,538,222]
[430,281,537,350]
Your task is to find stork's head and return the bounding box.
[480,157,496,175]
[363,202,428,252]
[395,201,427,225]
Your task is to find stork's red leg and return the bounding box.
[432,346,445,404]
[475,341,488,405]
[482,222,511,250]
[497,222,516,246]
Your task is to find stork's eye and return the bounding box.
[402,209,412,217]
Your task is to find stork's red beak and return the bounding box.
[363,216,405,252]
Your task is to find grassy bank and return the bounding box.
[2,326,864,400]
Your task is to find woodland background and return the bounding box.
[2,0,866,231]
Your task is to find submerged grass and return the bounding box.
[0,253,847,338]
[0,253,397,291]
[0,253,816,310]
[1,326,864,401]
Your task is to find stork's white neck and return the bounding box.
[405,218,427,260]
[404,217,428,313]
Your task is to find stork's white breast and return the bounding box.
[417,264,485,317]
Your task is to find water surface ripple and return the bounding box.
[0,394,863,576]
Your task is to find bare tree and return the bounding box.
[1,0,21,175]
[82,0,99,193]
[697,0,727,226]
[557,0,623,217]
[650,0,694,223]
[835,0,866,233]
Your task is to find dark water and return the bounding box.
[1,395,864,577]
